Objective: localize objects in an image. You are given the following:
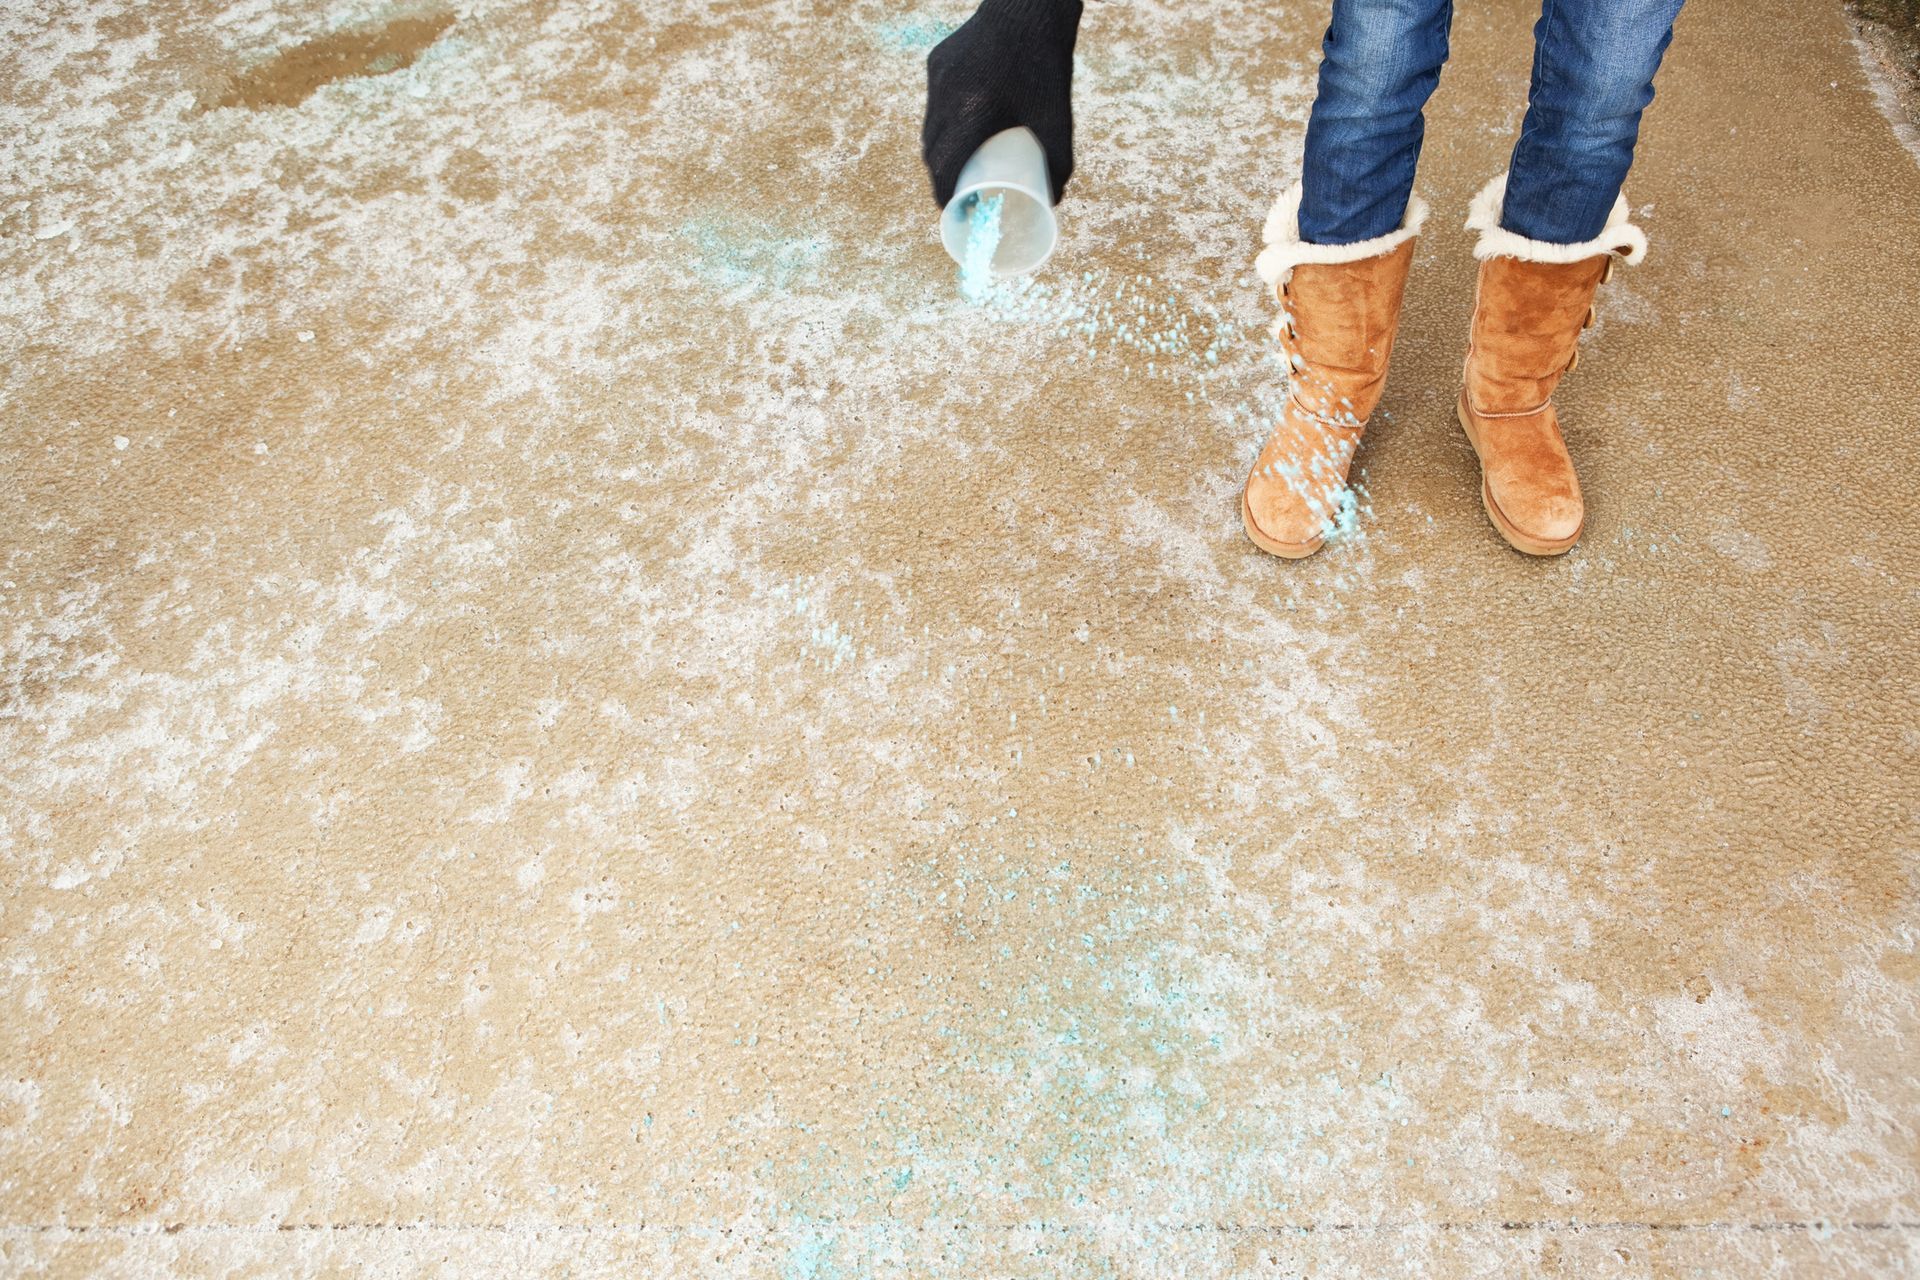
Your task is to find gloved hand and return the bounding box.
[921,0,1084,208]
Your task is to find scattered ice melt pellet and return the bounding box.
[113,435,129,450]
[254,442,268,455]
[957,191,1005,305]
[297,330,315,342]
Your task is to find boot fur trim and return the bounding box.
[1255,182,1428,294]
[1466,172,1648,265]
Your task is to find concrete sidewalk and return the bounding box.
[2,0,1916,1275]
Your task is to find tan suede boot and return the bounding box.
[1457,174,1649,556]
[1242,185,1426,559]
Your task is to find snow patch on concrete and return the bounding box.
[1850,30,1920,167]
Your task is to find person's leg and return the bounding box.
[1243,0,1453,560]
[1501,0,1686,242]
[1244,0,1450,559]
[1299,0,1455,244]
[1451,0,1683,556]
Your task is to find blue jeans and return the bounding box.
[1298,0,1685,245]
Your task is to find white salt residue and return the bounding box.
[0,2,576,371]
[1595,280,1656,327]
[49,864,89,890]
[0,1077,44,1137]
[224,1022,287,1069]
[1838,925,1919,1040]
[767,577,858,671]
[1116,496,1229,592]
[189,896,252,952]
[0,478,501,888]
[1707,524,1772,572]
[568,878,621,919]
[474,758,536,824]
[1645,987,1788,1100]
[353,907,394,945]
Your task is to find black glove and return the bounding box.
[922,0,1084,208]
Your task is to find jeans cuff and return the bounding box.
[1255,182,1429,296]
[1465,173,1649,265]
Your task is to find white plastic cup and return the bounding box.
[938,126,1059,279]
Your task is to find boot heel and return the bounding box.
[1454,394,1482,458]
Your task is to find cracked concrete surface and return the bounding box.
[2,0,1917,1275]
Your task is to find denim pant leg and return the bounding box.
[1299,0,1454,245]
[1502,0,1686,243]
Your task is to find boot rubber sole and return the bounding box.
[1240,488,1324,560]
[1455,395,1583,557]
